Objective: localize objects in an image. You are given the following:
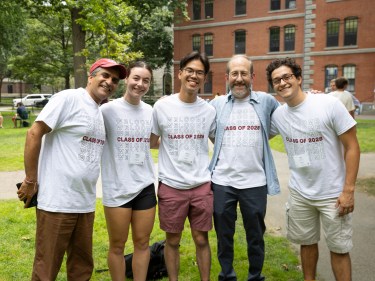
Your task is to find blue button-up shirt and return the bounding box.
[209,91,281,195]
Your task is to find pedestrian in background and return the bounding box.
[329,77,356,118]
[12,102,29,128]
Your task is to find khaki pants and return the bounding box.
[32,209,95,281]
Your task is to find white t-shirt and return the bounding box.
[271,94,356,200]
[36,88,105,213]
[100,98,155,207]
[212,97,266,189]
[329,90,355,112]
[152,94,216,189]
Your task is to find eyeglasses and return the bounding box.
[272,73,295,86]
[182,67,205,78]
[229,71,252,79]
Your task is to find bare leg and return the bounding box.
[301,244,318,280]
[131,207,156,281]
[104,206,132,281]
[164,232,182,281]
[331,251,351,281]
[191,230,211,281]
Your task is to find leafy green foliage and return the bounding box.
[10,11,73,90]
[6,0,188,91]
[0,1,27,98]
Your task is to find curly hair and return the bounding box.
[266,57,302,86]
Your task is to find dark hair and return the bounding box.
[334,76,348,90]
[266,57,302,86]
[127,60,153,80]
[179,51,210,75]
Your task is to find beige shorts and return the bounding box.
[286,188,353,254]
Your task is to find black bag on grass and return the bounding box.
[125,240,167,280]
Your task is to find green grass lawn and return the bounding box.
[0,200,302,281]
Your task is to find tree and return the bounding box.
[0,0,26,101]
[10,11,73,91]
[122,0,188,69]
[12,0,188,90]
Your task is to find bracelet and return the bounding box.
[24,179,37,185]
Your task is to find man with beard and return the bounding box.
[209,55,280,281]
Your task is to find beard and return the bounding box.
[230,82,251,99]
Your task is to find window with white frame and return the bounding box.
[325,65,338,90]
[343,65,356,92]
[205,0,213,18]
[192,34,201,52]
[270,0,281,11]
[326,19,340,47]
[234,30,246,54]
[204,33,213,56]
[235,0,246,15]
[286,0,296,9]
[193,0,201,20]
[269,26,280,52]
[204,71,212,94]
[344,17,358,46]
[284,25,295,51]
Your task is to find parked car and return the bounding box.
[13,94,52,107]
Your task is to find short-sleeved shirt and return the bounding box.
[271,94,356,200]
[152,94,216,189]
[36,88,105,213]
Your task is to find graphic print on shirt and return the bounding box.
[79,114,105,163]
[222,105,262,149]
[166,115,206,163]
[115,118,151,163]
[284,117,325,168]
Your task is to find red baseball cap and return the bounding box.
[89,58,127,79]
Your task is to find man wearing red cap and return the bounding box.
[17,58,126,280]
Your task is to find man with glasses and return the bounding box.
[17,58,126,280]
[209,55,280,281]
[150,51,216,281]
[267,57,360,281]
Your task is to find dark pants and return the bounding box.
[212,183,267,281]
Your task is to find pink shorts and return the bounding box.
[157,181,213,233]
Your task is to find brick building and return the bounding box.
[173,0,375,103]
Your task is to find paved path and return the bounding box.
[1,151,374,280]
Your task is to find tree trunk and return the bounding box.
[65,73,70,90]
[70,7,87,88]
[0,77,3,103]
